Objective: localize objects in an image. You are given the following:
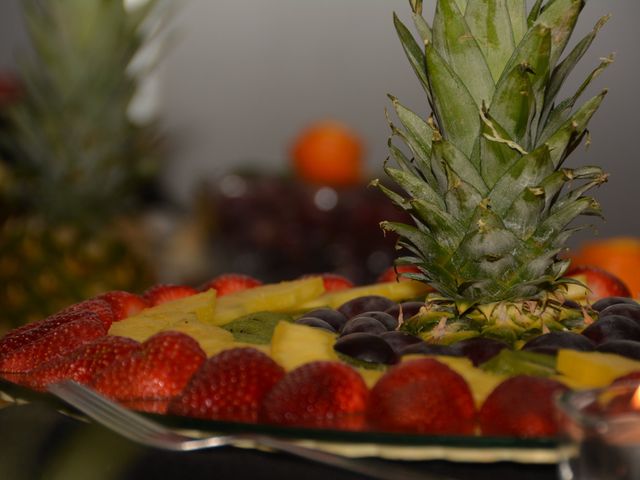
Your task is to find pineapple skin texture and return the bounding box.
[379,0,610,306]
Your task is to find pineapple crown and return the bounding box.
[0,0,165,225]
[377,0,611,305]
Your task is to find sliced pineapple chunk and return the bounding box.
[556,350,640,388]
[210,277,325,326]
[109,290,216,342]
[301,280,430,310]
[270,321,338,371]
[165,317,235,356]
[356,368,385,389]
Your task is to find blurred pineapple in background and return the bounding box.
[0,0,168,333]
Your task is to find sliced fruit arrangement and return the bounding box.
[1,268,640,439]
[0,0,636,442]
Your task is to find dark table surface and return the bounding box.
[0,403,560,480]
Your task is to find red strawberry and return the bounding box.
[0,314,107,374]
[24,336,140,391]
[479,376,569,438]
[200,274,262,296]
[169,347,284,422]
[0,300,113,357]
[91,331,206,413]
[367,358,476,435]
[260,361,368,430]
[301,273,353,292]
[566,265,631,302]
[96,291,148,321]
[63,298,115,329]
[377,265,427,284]
[142,284,198,306]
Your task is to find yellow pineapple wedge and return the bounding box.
[270,321,338,370]
[556,350,640,388]
[301,280,430,310]
[108,289,216,341]
[209,277,325,326]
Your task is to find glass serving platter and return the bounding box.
[0,377,562,464]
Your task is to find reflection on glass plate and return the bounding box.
[0,377,561,464]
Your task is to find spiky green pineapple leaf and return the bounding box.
[539,14,610,130]
[535,0,584,67]
[425,43,479,156]
[433,0,494,105]
[464,0,515,82]
[506,0,527,44]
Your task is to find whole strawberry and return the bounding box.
[0,314,107,375]
[260,361,368,430]
[169,347,284,422]
[62,298,115,329]
[479,376,569,438]
[96,291,148,321]
[24,335,140,391]
[91,331,206,413]
[143,284,198,306]
[200,274,262,297]
[366,358,476,435]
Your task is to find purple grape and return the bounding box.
[400,342,462,357]
[301,308,348,332]
[385,302,425,322]
[356,311,398,331]
[597,340,640,361]
[599,304,640,323]
[295,317,336,332]
[341,316,388,336]
[334,333,399,365]
[337,296,397,319]
[379,331,423,354]
[522,331,595,356]
[592,297,637,312]
[581,315,640,345]
[450,337,510,366]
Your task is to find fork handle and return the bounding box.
[247,434,455,480]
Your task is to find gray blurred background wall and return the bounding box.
[1,0,638,243]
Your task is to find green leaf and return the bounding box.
[506,0,527,45]
[533,197,595,244]
[381,221,458,284]
[425,43,480,157]
[389,95,433,158]
[503,186,545,239]
[479,110,521,188]
[453,0,468,14]
[432,0,494,105]
[539,15,610,130]
[534,0,584,68]
[488,145,553,215]
[542,90,607,167]
[410,198,466,250]
[412,12,432,44]
[443,172,484,226]
[489,63,535,144]
[433,137,488,195]
[526,0,545,27]
[539,55,613,143]
[394,13,430,97]
[465,0,515,82]
[385,165,446,209]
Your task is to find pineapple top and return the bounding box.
[0,0,164,224]
[378,0,610,305]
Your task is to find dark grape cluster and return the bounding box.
[578,298,640,359]
[295,296,431,365]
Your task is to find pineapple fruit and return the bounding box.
[375,0,611,344]
[0,0,162,332]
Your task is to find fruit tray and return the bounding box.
[0,376,561,464]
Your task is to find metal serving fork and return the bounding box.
[48,381,453,480]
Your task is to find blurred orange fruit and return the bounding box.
[570,237,640,298]
[291,121,364,187]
